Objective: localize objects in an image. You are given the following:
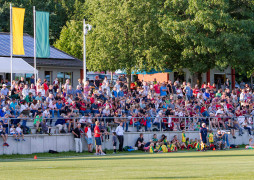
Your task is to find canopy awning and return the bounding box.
[0,57,38,74]
[115,69,172,75]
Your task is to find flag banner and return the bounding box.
[12,7,25,55]
[36,11,50,58]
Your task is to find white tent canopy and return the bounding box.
[0,57,37,74]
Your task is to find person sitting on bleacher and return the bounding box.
[55,114,67,134]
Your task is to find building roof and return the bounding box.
[23,57,83,68]
[0,32,83,68]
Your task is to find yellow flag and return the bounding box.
[12,7,25,55]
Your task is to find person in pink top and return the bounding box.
[154,82,160,97]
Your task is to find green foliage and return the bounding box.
[54,20,83,59]
[84,0,175,73]
[0,0,85,44]
[160,0,254,74]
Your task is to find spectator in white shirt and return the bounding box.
[16,123,25,141]
[85,124,93,153]
[115,122,124,151]
[29,84,36,96]
[22,84,29,97]
[43,107,52,126]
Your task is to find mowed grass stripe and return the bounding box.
[0,150,253,180]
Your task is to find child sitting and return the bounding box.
[40,119,52,135]
[150,142,155,153]
[193,138,198,147]
[155,142,161,152]
[186,138,194,149]
[195,140,201,151]
[245,138,254,149]
[168,141,177,152]
[15,123,25,141]
[10,124,17,140]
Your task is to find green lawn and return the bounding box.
[0,149,253,180]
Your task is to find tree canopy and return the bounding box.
[84,0,175,75]
[160,0,254,75]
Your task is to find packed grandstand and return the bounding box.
[0,75,253,150]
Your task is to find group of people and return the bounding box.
[71,121,124,155]
[0,74,253,147]
[135,123,248,154]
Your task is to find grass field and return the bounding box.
[0,149,253,180]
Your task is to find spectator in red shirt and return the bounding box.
[154,82,160,96]
[193,85,199,97]
[43,79,49,93]
[94,121,106,156]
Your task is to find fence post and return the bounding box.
[160,118,162,132]
[8,118,10,135]
[208,117,211,130]
[184,117,186,131]
[133,117,134,129]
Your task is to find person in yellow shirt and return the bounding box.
[208,130,215,149]
[195,140,201,151]
[182,130,186,143]
[168,141,176,152]
[150,143,155,153]
[181,130,187,150]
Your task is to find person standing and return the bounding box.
[94,121,106,155]
[116,122,124,151]
[199,123,208,151]
[84,124,93,153]
[72,123,82,153]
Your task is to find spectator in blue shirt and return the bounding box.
[67,86,75,96]
[55,115,66,133]
[112,87,118,97]
[160,83,167,96]
[75,85,82,97]
[200,123,208,150]
[56,100,64,117]
[10,99,18,116]
[185,82,193,100]
[117,88,124,97]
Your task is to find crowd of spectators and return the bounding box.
[0,74,253,144]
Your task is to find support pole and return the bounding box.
[33,6,37,85]
[83,19,86,85]
[10,3,13,83]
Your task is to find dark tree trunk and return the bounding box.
[127,69,131,90]
[192,72,202,87]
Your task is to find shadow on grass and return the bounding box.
[143,177,200,179]
[2,153,254,163]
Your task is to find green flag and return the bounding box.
[36,11,50,58]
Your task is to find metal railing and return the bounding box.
[1,115,253,134]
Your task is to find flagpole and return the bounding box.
[33,6,37,85]
[10,3,13,84]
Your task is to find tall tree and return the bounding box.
[84,0,175,85]
[54,20,83,59]
[160,0,254,83]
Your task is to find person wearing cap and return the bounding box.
[199,123,208,150]
[1,84,8,96]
